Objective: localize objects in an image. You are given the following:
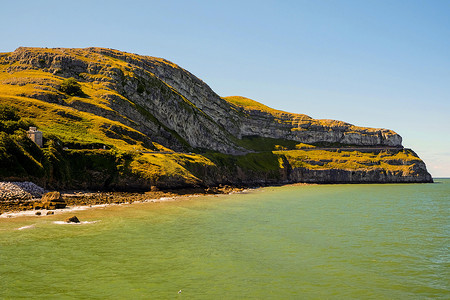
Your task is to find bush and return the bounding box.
[60,77,84,97]
[0,132,44,177]
[0,105,20,121]
[0,105,34,134]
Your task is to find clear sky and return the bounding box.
[1,0,449,177]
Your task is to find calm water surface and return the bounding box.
[1,180,449,299]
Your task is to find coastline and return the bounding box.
[0,185,246,218]
[1,179,436,218]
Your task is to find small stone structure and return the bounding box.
[27,127,43,147]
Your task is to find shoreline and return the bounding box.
[3,179,433,218]
[0,185,248,218]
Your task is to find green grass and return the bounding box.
[277,149,421,173]
[224,96,299,117]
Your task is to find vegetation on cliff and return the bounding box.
[0,47,432,189]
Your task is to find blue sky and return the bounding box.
[1,0,449,176]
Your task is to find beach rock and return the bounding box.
[65,216,80,223]
[46,211,54,215]
[35,211,41,215]
[41,191,62,202]
[41,191,66,209]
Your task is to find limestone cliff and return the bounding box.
[225,96,402,147]
[1,47,401,152]
[0,47,432,187]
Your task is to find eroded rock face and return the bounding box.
[288,166,433,183]
[4,47,403,154]
[227,98,403,148]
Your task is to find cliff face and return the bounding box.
[0,47,432,186]
[2,47,243,153]
[2,47,401,152]
[193,148,433,187]
[224,96,402,147]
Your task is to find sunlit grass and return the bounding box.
[276,149,420,172]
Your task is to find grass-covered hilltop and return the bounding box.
[0,47,432,191]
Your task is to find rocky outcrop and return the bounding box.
[288,167,432,183]
[40,191,66,209]
[225,96,402,147]
[180,148,433,186]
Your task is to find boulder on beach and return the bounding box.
[41,191,63,202]
[65,216,80,223]
[41,191,66,209]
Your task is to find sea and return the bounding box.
[1,179,449,299]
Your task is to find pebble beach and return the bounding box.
[0,181,244,215]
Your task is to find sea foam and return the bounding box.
[17,224,36,230]
[53,220,99,225]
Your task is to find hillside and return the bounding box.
[0,47,432,190]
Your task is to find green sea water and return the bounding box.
[1,180,449,299]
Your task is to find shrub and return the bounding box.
[60,77,84,96]
[137,83,145,94]
[0,105,20,121]
[0,105,34,134]
[0,132,44,177]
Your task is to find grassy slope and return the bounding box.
[278,149,422,173]
[0,49,209,188]
[0,62,143,150]
[0,48,204,150]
